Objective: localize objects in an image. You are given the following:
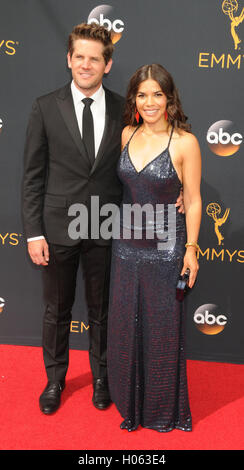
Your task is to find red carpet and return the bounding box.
[0,345,244,450]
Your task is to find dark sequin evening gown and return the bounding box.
[107,127,192,432]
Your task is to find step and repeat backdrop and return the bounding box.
[0,0,243,363]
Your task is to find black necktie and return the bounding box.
[82,98,95,165]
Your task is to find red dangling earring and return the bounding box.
[135,108,140,124]
[164,110,168,121]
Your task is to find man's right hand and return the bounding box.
[28,239,49,266]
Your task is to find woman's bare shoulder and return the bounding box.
[121,125,137,147]
[175,129,200,152]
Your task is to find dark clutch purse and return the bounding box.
[176,268,190,301]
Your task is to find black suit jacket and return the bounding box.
[22,83,125,246]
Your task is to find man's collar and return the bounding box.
[71,80,104,104]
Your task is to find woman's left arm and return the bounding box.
[181,133,202,288]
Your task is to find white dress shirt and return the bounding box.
[27,81,106,242]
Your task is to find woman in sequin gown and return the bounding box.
[107,64,202,432]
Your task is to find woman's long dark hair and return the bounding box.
[124,63,191,132]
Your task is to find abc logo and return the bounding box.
[194,304,227,335]
[88,5,124,43]
[0,297,5,313]
[207,120,242,156]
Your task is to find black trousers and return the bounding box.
[42,240,111,382]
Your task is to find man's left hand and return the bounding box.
[175,189,184,213]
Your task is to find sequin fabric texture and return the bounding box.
[107,127,192,432]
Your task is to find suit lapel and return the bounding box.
[56,83,91,168]
[90,88,117,176]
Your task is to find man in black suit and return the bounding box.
[22,23,124,414]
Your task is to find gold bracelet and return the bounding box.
[185,242,199,250]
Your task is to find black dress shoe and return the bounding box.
[92,378,111,410]
[39,380,65,414]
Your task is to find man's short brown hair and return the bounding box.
[68,22,114,64]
